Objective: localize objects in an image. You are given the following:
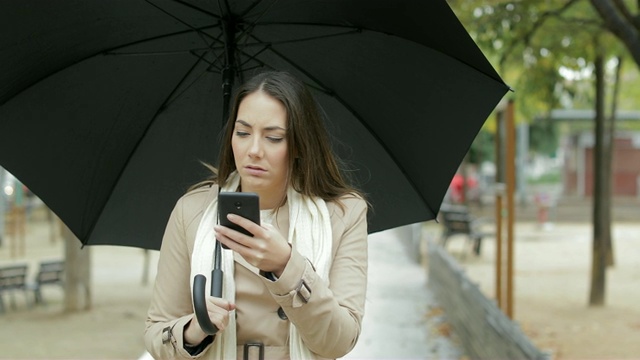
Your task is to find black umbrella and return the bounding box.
[0,0,508,251]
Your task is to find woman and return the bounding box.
[144,71,369,359]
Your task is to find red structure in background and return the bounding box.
[449,173,479,203]
[564,132,640,197]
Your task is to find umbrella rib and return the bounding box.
[252,37,438,216]
[162,52,214,108]
[237,29,362,48]
[192,30,227,72]
[204,48,227,73]
[253,22,506,86]
[236,0,281,34]
[142,53,212,138]
[231,27,361,73]
[236,44,271,69]
[105,25,221,54]
[107,48,209,56]
[219,0,232,18]
[170,0,221,18]
[145,0,220,47]
[2,25,223,107]
[238,0,270,18]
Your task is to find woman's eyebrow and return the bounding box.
[265,125,287,131]
[236,119,286,131]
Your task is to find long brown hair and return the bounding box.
[193,71,365,207]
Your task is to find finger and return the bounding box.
[227,213,263,235]
[205,310,228,332]
[214,226,251,250]
[207,296,236,312]
[204,298,236,331]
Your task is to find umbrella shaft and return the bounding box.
[221,18,236,123]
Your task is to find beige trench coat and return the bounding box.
[144,185,368,359]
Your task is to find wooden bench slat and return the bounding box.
[32,260,65,305]
[0,264,29,312]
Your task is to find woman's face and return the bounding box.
[232,91,289,208]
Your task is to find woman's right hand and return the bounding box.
[184,296,236,345]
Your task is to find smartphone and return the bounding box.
[218,192,260,246]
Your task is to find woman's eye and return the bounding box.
[235,131,249,137]
[267,137,284,143]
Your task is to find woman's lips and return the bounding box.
[245,165,266,176]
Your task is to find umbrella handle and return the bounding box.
[192,268,223,335]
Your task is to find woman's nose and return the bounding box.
[248,139,263,158]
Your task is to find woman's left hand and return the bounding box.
[214,214,291,277]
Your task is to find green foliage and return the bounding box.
[448,0,640,155]
[450,1,601,115]
[449,0,640,308]
[468,130,494,164]
[527,168,562,184]
[529,117,559,156]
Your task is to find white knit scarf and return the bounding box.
[190,172,333,359]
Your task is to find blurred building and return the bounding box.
[564,131,640,197]
[546,109,640,198]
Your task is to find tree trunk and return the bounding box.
[589,51,608,306]
[62,223,92,312]
[605,56,624,267]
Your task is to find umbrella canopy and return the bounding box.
[0,0,509,250]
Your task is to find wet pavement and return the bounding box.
[344,225,463,359]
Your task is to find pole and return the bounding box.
[494,108,504,308]
[505,99,516,318]
[221,14,236,125]
[192,6,237,334]
[0,167,5,247]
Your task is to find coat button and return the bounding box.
[277,307,288,320]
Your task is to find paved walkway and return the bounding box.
[344,225,463,359]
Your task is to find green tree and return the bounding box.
[448,0,639,306]
[590,0,640,66]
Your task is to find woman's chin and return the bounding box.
[240,177,268,192]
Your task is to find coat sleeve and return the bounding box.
[261,197,368,358]
[144,192,213,359]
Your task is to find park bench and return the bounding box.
[438,204,486,256]
[31,260,65,304]
[0,263,29,313]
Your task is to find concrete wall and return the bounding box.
[428,242,551,360]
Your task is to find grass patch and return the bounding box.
[528,171,561,184]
